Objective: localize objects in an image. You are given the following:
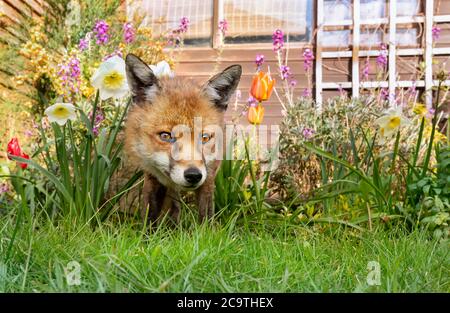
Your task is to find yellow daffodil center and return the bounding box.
[413,104,427,116]
[103,70,124,89]
[53,105,70,119]
[387,116,401,130]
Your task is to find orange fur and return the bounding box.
[121,55,241,224]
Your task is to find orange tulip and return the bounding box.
[250,71,275,102]
[247,105,265,125]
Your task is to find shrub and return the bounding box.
[271,95,383,199]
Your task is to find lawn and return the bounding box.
[0,213,448,292]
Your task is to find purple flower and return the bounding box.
[102,49,123,61]
[255,54,264,69]
[302,88,312,98]
[407,81,417,97]
[69,57,81,78]
[174,17,190,34]
[380,88,389,100]
[303,48,314,71]
[280,65,291,80]
[362,59,370,80]
[169,17,190,46]
[24,129,33,137]
[247,96,257,108]
[302,127,315,139]
[218,19,228,36]
[123,22,135,44]
[58,55,81,97]
[78,38,88,51]
[89,108,105,136]
[289,79,297,87]
[0,183,9,194]
[272,29,284,52]
[427,107,435,119]
[432,26,441,41]
[338,85,347,97]
[376,43,388,69]
[93,20,109,45]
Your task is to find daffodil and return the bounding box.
[425,125,448,143]
[44,103,77,126]
[91,55,129,100]
[412,103,428,117]
[375,107,409,139]
[149,60,174,78]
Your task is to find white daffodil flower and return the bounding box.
[375,106,409,139]
[149,60,174,78]
[45,103,77,126]
[91,55,129,100]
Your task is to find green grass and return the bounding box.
[0,211,448,293]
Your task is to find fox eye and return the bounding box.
[159,132,175,143]
[201,133,212,144]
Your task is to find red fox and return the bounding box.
[123,54,242,224]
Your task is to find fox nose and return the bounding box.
[184,167,203,185]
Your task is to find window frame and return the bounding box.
[194,0,313,50]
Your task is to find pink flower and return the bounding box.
[272,29,284,51]
[78,38,88,51]
[302,127,315,139]
[89,108,105,137]
[338,85,347,97]
[303,48,314,71]
[280,65,291,80]
[302,88,312,98]
[58,55,81,97]
[255,54,264,69]
[432,26,441,41]
[376,44,388,69]
[247,96,257,108]
[289,79,297,87]
[168,17,190,46]
[123,22,135,44]
[218,19,228,36]
[102,49,123,61]
[173,17,189,34]
[380,88,389,100]
[93,20,109,45]
[362,59,370,80]
[407,82,417,97]
[0,183,9,194]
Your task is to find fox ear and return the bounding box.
[203,65,242,111]
[125,54,160,104]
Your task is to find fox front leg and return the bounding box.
[141,174,167,224]
[196,180,215,223]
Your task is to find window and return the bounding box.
[129,0,213,46]
[128,0,313,47]
[223,0,312,44]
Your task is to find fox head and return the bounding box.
[124,54,242,190]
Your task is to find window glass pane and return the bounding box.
[361,0,386,19]
[360,29,383,47]
[324,0,351,21]
[322,30,350,47]
[223,0,312,44]
[128,0,213,46]
[397,0,420,16]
